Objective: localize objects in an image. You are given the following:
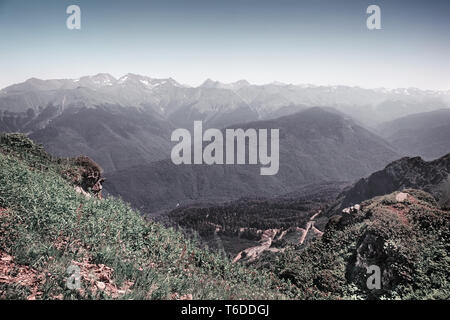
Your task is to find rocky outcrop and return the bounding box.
[73,156,105,199]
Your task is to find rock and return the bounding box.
[395,192,408,203]
[75,156,105,199]
[74,186,91,198]
[96,281,106,291]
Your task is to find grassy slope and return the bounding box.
[1,134,448,300]
[0,134,293,300]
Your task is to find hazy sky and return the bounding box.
[0,0,449,90]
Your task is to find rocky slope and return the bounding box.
[273,189,450,299]
[340,153,450,209]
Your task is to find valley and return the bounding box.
[1,134,448,299]
[0,74,449,300]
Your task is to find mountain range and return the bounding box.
[2,73,449,128]
[1,73,449,211]
[106,107,400,212]
[1,72,449,300]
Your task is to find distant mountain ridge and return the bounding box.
[106,107,400,212]
[377,109,450,160]
[28,105,175,172]
[2,74,449,128]
[1,73,449,188]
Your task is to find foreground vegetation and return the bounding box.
[1,134,448,300]
[0,134,293,299]
[271,189,450,299]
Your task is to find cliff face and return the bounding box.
[341,154,450,208]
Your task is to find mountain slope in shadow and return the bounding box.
[107,107,400,212]
[377,109,450,160]
[29,105,174,172]
[340,153,450,209]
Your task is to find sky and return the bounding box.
[0,0,449,90]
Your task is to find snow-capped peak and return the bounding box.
[76,73,117,87]
[268,81,289,87]
[117,73,182,88]
[200,79,251,90]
